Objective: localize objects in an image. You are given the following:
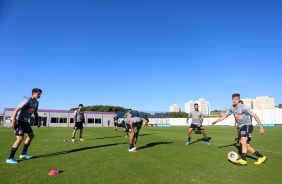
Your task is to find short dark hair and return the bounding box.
[32,88,42,93]
[143,118,149,122]
[239,100,244,104]
[79,104,83,107]
[194,103,198,106]
[128,109,132,111]
[232,93,240,98]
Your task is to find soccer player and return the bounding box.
[186,103,211,145]
[125,117,149,152]
[72,104,85,142]
[234,100,252,146]
[113,114,119,132]
[123,109,133,137]
[212,93,267,166]
[6,88,42,164]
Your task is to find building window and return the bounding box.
[51,117,59,123]
[59,118,67,123]
[88,118,94,123]
[5,116,11,124]
[95,118,101,124]
[70,118,74,123]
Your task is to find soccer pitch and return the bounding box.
[1,126,282,184]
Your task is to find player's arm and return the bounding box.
[253,114,264,134]
[73,112,77,127]
[123,112,127,119]
[34,110,41,127]
[199,113,204,126]
[212,115,228,126]
[10,108,21,129]
[186,116,189,124]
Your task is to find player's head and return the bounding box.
[32,88,42,99]
[128,109,132,113]
[232,93,240,106]
[142,118,149,125]
[78,104,83,110]
[239,100,244,104]
[194,103,199,110]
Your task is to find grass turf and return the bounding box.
[0,126,282,184]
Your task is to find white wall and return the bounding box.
[150,109,282,126]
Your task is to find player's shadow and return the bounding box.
[138,141,172,150]
[32,142,127,159]
[89,133,155,140]
[218,143,257,160]
[189,137,212,145]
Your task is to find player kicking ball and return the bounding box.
[124,117,149,152]
[212,93,267,166]
[6,88,42,164]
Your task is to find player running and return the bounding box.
[186,103,210,145]
[113,114,119,132]
[234,100,252,146]
[6,88,42,164]
[212,93,267,166]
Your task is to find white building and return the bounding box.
[240,98,252,109]
[169,104,182,112]
[252,96,275,109]
[195,98,210,116]
[184,101,194,113]
[184,98,210,115]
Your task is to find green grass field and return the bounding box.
[1,126,282,184]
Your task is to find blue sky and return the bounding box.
[0,0,281,112]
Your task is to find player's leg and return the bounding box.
[201,128,210,145]
[235,128,240,146]
[72,128,77,142]
[7,121,26,163]
[20,132,34,159]
[128,129,136,152]
[6,135,24,163]
[235,126,248,166]
[186,127,194,145]
[79,128,84,141]
[245,127,267,164]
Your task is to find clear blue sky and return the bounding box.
[0,0,281,112]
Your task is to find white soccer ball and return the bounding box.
[227,151,238,162]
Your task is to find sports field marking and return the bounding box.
[212,142,282,155]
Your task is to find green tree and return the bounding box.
[169,112,188,118]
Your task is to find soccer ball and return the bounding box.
[227,151,238,162]
[63,139,67,142]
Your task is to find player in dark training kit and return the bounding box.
[186,103,210,145]
[6,88,42,164]
[72,104,85,142]
[123,109,133,137]
[212,93,267,166]
[124,117,149,152]
[113,114,119,132]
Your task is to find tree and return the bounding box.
[169,112,188,118]
[278,104,282,109]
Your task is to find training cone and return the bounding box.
[48,169,60,176]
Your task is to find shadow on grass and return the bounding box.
[219,143,257,160]
[88,133,155,140]
[189,137,212,145]
[138,141,172,150]
[32,142,127,159]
